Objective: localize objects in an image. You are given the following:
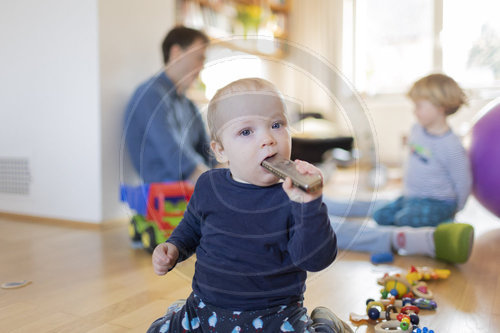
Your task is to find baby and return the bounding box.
[147,78,353,332]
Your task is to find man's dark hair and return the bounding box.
[162,26,209,64]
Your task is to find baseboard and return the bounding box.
[0,211,128,230]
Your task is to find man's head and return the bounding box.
[208,78,291,186]
[162,26,209,93]
[162,26,209,64]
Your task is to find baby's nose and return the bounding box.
[260,132,276,147]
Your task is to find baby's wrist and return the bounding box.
[291,194,323,206]
[301,192,322,203]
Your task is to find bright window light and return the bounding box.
[443,0,500,87]
[200,47,263,100]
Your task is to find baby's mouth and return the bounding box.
[261,154,277,166]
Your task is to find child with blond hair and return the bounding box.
[373,73,472,227]
[147,78,353,332]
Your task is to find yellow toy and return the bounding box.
[407,265,450,283]
[380,274,411,298]
[378,274,433,299]
[378,265,450,300]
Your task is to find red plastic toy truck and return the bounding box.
[120,181,194,252]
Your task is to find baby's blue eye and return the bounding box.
[240,129,251,136]
[272,122,281,129]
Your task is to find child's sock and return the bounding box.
[391,227,435,258]
[391,223,474,264]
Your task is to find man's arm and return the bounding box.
[125,87,203,182]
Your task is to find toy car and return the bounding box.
[120,181,194,252]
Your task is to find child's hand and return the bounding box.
[152,242,179,276]
[282,159,323,203]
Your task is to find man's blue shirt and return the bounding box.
[124,72,215,183]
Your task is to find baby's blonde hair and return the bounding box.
[407,73,467,115]
[207,78,286,143]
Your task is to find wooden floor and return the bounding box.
[1,170,500,332]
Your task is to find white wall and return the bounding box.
[0,0,101,222]
[274,0,344,121]
[0,0,175,223]
[98,0,175,221]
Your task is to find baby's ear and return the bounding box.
[210,140,228,163]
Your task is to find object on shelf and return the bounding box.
[177,0,291,57]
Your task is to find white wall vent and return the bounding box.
[0,158,32,195]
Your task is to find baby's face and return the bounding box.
[211,93,291,187]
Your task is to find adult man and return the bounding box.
[124,26,215,183]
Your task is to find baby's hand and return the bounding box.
[152,242,179,276]
[282,159,323,203]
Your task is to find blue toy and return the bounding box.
[370,252,394,264]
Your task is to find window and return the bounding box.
[344,0,500,94]
[442,0,500,88]
[201,47,263,100]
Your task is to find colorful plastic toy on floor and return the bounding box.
[407,265,450,282]
[379,296,437,311]
[378,264,451,300]
[349,299,390,326]
[120,181,194,252]
[351,298,423,331]
[378,273,434,300]
[374,319,418,332]
[370,252,395,264]
[351,262,444,331]
[412,327,435,333]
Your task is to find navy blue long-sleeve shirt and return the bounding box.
[167,169,338,310]
[123,72,215,183]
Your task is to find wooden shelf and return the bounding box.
[209,37,286,58]
[177,0,291,57]
[269,3,290,13]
